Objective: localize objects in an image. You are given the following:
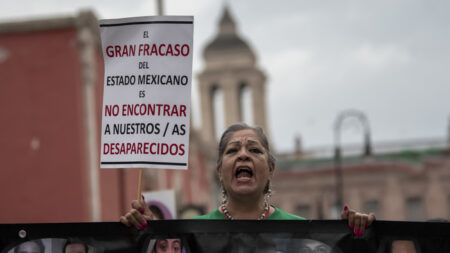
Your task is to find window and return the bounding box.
[211,86,225,141]
[239,83,254,125]
[406,197,424,221]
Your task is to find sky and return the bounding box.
[2,0,449,153]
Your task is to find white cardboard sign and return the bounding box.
[99,16,193,169]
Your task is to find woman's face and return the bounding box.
[218,129,274,199]
[153,239,181,253]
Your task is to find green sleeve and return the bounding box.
[190,207,304,220]
[190,209,225,219]
[268,207,306,220]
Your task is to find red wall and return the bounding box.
[0,28,91,222]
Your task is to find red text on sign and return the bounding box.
[105,43,190,57]
[103,142,185,156]
[104,104,187,117]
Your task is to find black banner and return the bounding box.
[1,220,449,253]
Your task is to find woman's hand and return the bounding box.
[120,196,153,230]
[341,205,376,237]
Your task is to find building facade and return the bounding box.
[272,150,450,221]
[0,11,109,222]
[197,7,268,145]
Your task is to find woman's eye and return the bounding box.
[250,148,262,153]
[225,148,237,154]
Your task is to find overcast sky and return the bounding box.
[2,0,449,153]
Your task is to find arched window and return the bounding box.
[239,83,254,126]
[211,85,225,141]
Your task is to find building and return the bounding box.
[0,11,110,222]
[197,6,269,145]
[272,146,450,221]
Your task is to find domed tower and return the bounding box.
[198,6,268,144]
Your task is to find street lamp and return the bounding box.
[333,109,372,215]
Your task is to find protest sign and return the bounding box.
[99,16,193,170]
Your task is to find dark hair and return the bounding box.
[149,205,165,220]
[14,240,45,253]
[217,123,276,168]
[63,238,88,253]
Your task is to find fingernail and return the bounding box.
[350,223,354,229]
[359,229,364,237]
[365,223,369,228]
[138,224,143,230]
[139,208,144,214]
[142,194,145,201]
[142,222,148,228]
[344,205,348,211]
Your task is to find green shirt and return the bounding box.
[191,207,305,220]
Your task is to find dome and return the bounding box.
[203,7,255,61]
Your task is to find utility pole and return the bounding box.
[333,109,372,216]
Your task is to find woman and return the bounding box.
[120,123,375,236]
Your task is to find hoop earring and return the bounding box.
[264,181,272,203]
[220,181,227,205]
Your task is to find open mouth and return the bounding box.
[235,167,253,179]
